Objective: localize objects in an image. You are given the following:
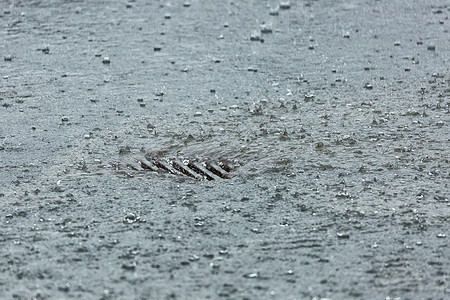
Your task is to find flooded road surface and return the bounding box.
[1,0,449,299]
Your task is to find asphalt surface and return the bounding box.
[1,0,449,299]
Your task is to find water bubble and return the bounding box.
[364,83,373,90]
[269,6,280,16]
[121,261,137,271]
[250,32,261,41]
[58,283,70,292]
[123,213,140,224]
[102,57,110,64]
[260,24,273,34]
[337,232,350,239]
[188,254,200,261]
[243,272,260,278]
[219,249,228,255]
[285,269,294,275]
[304,93,314,102]
[279,1,290,9]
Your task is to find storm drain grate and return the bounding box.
[123,154,236,180]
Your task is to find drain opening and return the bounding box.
[126,154,236,180]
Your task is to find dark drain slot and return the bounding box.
[187,161,221,181]
[152,159,184,176]
[217,161,233,173]
[139,157,158,172]
[205,161,230,179]
[171,159,204,180]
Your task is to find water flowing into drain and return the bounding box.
[122,154,236,181]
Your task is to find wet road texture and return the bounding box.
[1,1,449,299]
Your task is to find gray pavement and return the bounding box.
[1,1,449,299]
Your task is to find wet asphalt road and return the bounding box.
[1,0,449,299]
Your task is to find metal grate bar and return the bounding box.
[139,157,159,172]
[171,159,204,180]
[205,161,230,179]
[188,161,222,181]
[151,158,184,176]
[117,154,235,180]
